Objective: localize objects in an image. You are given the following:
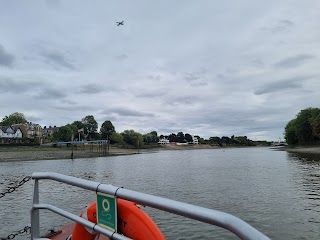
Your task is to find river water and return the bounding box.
[0,147,319,239]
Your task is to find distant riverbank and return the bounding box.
[0,144,227,161]
[0,146,146,161]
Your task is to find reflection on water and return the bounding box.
[286,152,320,227]
[0,148,320,239]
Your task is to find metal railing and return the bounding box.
[31,172,270,240]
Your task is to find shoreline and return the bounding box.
[279,145,320,155]
[0,144,221,162]
[0,147,150,162]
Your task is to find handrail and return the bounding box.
[32,204,130,240]
[31,172,270,240]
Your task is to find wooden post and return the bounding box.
[71,135,74,159]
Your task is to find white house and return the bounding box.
[192,135,199,144]
[0,126,23,138]
[158,138,170,144]
[0,126,23,143]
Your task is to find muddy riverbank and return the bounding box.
[274,145,320,155]
[0,144,220,161]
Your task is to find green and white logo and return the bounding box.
[96,192,117,232]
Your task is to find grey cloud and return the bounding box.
[190,81,208,87]
[0,44,14,67]
[251,59,264,67]
[115,54,128,61]
[33,88,67,99]
[261,19,294,33]
[157,126,185,135]
[147,74,162,81]
[185,72,208,87]
[280,20,294,25]
[135,91,166,98]
[78,84,105,94]
[63,99,77,105]
[0,77,40,93]
[53,105,78,111]
[42,52,75,70]
[163,96,200,106]
[53,104,96,111]
[274,54,315,68]
[254,76,310,95]
[192,107,288,137]
[216,74,225,80]
[27,116,43,122]
[96,115,119,122]
[45,0,60,8]
[0,77,68,99]
[185,73,200,82]
[104,107,156,117]
[138,105,287,138]
[276,20,294,31]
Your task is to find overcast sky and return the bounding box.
[0,0,319,141]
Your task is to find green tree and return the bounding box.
[185,133,193,143]
[143,131,158,144]
[121,130,144,148]
[1,112,27,125]
[150,131,158,140]
[209,136,221,146]
[82,115,98,140]
[310,113,320,138]
[90,132,101,140]
[221,136,232,145]
[71,121,85,141]
[176,132,185,143]
[234,136,249,146]
[285,119,298,145]
[109,132,123,144]
[71,121,85,130]
[53,125,74,142]
[168,133,177,142]
[197,137,206,144]
[67,123,78,136]
[309,108,320,139]
[284,108,320,145]
[100,120,115,139]
[295,108,314,143]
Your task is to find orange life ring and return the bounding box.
[71,199,166,240]
[117,199,166,240]
[71,201,97,240]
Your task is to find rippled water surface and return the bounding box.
[0,147,320,239]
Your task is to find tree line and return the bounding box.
[284,107,320,145]
[1,112,270,147]
[160,132,269,146]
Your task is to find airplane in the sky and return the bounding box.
[116,21,124,26]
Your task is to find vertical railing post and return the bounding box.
[31,179,40,239]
